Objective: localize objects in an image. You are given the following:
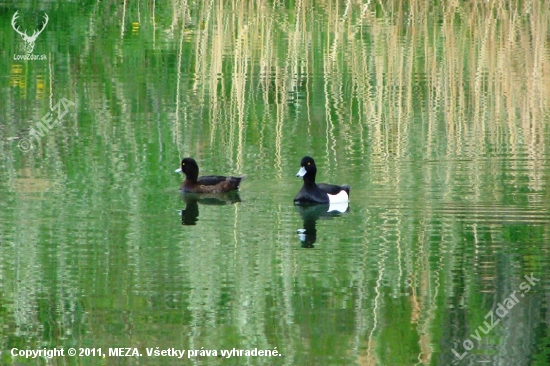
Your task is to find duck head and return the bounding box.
[175,157,200,182]
[296,156,317,182]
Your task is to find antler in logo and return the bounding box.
[12,11,49,54]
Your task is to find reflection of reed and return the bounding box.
[2,1,550,364]
[186,0,546,179]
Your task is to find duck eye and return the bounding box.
[307,162,310,165]
[182,163,185,166]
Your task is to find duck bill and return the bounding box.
[175,168,182,173]
[296,166,307,177]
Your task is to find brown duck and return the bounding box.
[175,157,245,193]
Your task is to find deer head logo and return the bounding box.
[12,11,49,54]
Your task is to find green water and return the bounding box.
[2,1,550,365]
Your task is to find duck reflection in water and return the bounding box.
[295,202,349,248]
[180,192,241,225]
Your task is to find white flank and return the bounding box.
[327,190,349,204]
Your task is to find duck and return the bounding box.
[294,156,350,204]
[175,157,245,193]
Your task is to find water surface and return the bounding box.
[1,1,550,365]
